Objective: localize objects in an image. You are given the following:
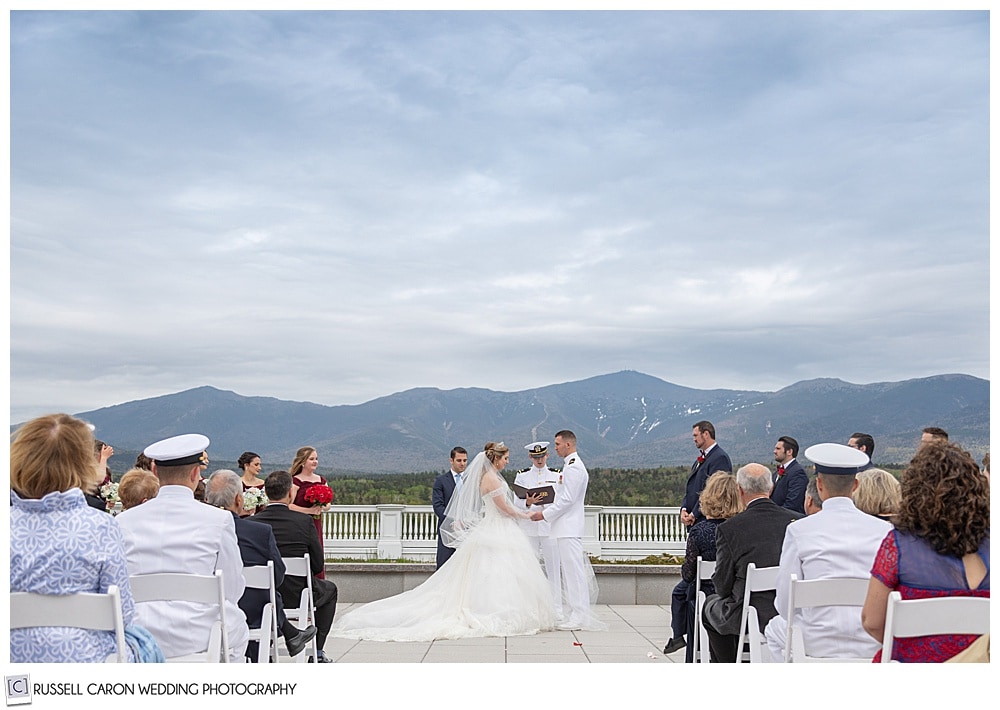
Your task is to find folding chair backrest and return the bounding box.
[281,554,318,663]
[692,557,717,663]
[242,561,280,663]
[735,563,779,663]
[881,591,990,663]
[783,575,871,662]
[10,586,128,662]
[129,570,230,662]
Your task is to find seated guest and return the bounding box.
[852,468,901,522]
[117,468,160,511]
[765,444,891,661]
[117,434,249,662]
[665,472,743,661]
[804,476,823,515]
[702,463,802,662]
[205,470,318,659]
[862,441,990,662]
[9,414,151,662]
[253,470,338,663]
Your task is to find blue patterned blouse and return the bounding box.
[10,487,136,662]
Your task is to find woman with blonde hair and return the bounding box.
[853,468,901,522]
[10,414,149,662]
[332,441,556,641]
[117,468,160,511]
[288,446,334,577]
[666,471,744,661]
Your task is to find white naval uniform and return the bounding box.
[539,452,592,628]
[117,485,249,662]
[514,464,562,615]
[764,496,892,661]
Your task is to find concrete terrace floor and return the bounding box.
[280,604,687,663]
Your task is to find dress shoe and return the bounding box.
[663,636,686,655]
[307,649,333,663]
[284,625,317,657]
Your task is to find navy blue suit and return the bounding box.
[432,471,458,568]
[682,444,733,525]
[232,513,288,632]
[770,458,807,514]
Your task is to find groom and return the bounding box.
[529,429,590,630]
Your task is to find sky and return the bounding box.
[7,8,991,424]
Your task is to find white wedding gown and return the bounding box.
[330,481,556,642]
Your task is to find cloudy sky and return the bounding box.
[8,9,990,424]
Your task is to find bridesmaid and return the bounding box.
[238,451,267,516]
[288,446,333,578]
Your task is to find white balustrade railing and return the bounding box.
[320,505,686,561]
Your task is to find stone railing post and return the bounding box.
[375,504,406,559]
[583,505,602,557]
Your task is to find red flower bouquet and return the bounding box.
[303,484,333,518]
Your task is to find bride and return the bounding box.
[330,442,557,641]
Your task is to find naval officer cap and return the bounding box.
[525,441,550,457]
[144,433,211,467]
[804,442,869,475]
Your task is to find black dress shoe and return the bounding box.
[663,636,686,655]
[284,625,318,657]
[307,650,333,663]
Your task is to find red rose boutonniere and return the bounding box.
[697,454,706,464]
[776,466,786,478]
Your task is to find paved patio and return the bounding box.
[279,604,686,663]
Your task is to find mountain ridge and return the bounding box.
[29,370,989,474]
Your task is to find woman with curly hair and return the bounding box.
[861,440,990,662]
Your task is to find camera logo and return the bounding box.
[5,676,31,706]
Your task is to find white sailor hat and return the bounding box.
[525,441,550,457]
[804,442,869,475]
[144,433,211,467]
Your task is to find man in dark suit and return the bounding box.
[205,470,317,660]
[702,463,803,662]
[770,435,807,514]
[432,446,467,568]
[664,421,734,656]
[848,432,875,471]
[252,470,338,663]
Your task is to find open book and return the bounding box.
[511,484,556,504]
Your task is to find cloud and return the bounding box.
[9,10,989,423]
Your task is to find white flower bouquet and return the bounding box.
[242,487,269,510]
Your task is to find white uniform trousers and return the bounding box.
[552,537,588,626]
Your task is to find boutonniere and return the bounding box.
[697,454,705,464]
[776,466,786,478]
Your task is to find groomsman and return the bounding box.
[665,420,732,655]
[432,447,467,568]
[514,441,562,616]
[770,436,807,514]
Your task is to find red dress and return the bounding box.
[870,529,990,662]
[293,476,331,579]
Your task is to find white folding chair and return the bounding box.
[281,554,319,663]
[735,563,780,663]
[10,585,129,662]
[880,591,990,663]
[129,570,231,662]
[692,556,716,663]
[783,575,872,662]
[243,561,280,663]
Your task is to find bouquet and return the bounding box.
[99,481,119,506]
[242,487,269,510]
[303,484,333,518]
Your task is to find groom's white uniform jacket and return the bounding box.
[541,453,588,538]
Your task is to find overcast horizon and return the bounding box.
[9,10,990,425]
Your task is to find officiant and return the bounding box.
[514,441,563,617]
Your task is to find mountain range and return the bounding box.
[49,370,989,474]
